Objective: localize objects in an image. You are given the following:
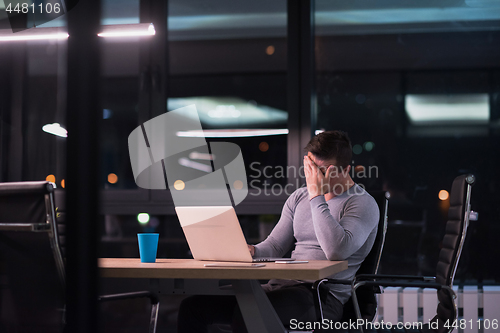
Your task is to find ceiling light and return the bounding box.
[405,94,489,125]
[168,97,287,127]
[0,23,155,42]
[207,105,241,118]
[189,152,215,161]
[178,158,213,173]
[42,123,67,137]
[98,23,155,38]
[0,27,68,41]
[176,129,288,138]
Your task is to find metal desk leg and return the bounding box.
[232,279,287,333]
[149,279,160,333]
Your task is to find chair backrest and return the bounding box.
[341,190,390,321]
[357,191,390,276]
[433,174,475,333]
[0,181,65,331]
[54,188,67,258]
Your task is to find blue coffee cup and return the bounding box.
[137,233,159,263]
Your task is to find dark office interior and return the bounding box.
[1,0,500,332]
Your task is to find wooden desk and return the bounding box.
[99,258,348,333]
[99,258,347,280]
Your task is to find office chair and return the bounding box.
[0,181,66,332]
[346,174,475,333]
[310,191,390,326]
[211,191,389,333]
[52,187,160,333]
[0,181,159,333]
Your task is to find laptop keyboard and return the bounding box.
[253,258,295,262]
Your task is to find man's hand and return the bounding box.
[304,155,332,200]
[248,244,255,257]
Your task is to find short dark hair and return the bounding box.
[304,130,352,168]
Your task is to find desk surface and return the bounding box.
[99,258,348,280]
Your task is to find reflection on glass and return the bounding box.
[168,0,286,40]
[101,78,140,189]
[168,97,287,128]
[315,1,500,280]
[168,0,288,190]
[405,94,489,125]
[101,0,139,25]
[316,0,500,35]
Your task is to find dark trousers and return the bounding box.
[177,283,343,333]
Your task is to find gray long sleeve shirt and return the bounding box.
[254,184,379,304]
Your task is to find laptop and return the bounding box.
[175,206,295,263]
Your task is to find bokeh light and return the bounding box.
[438,190,449,201]
[363,142,375,152]
[46,174,56,183]
[259,141,269,152]
[61,179,65,188]
[352,144,363,155]
[174,180,185,190]
[108,173,118,184]
[266,45,275,55]
[137,213,150,224]
[354,165,365,174]
[233,180,244,190]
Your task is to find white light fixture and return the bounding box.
[42,123,67,138]
[168,97,288,127]
[189,152,215,161]
[0,23,155,42]
[98,23,155,38]
[405,94,490,125]
[178,158,213,173]
[207,105,241,118]
[176,129,289,138]
[0,27,68,41]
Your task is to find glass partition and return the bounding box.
[315,0,500,281]
[168,0,288,190]
[99,0,143,190]
[1,14,68,187]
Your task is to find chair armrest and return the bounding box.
[311,278,353,322]
[99,291,161,333]
[353,279,443,290]
[312,278,351,290]
[355,274,436,282]
[98,291,159,304]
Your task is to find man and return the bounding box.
[177,130,379,332]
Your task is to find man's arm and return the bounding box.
[251,192,297,258]
[310,194,379,260]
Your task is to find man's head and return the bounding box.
[304,130,352,170]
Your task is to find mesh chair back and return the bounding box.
[432,174,475,333]
[0,181,65,332]
[341,191,389,321]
